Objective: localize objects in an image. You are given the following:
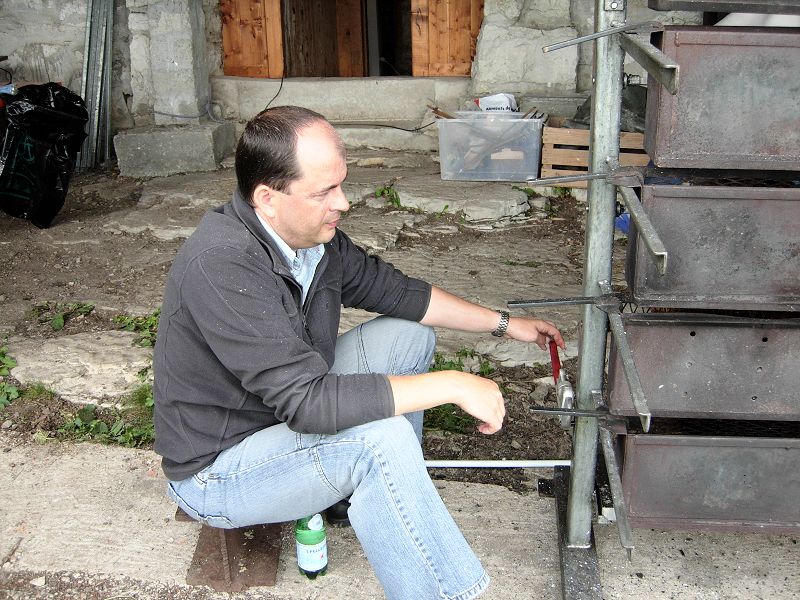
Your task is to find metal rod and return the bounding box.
[425,460,571,469]
[598,425,634,559]
[619,32,680,95]
[509,295,616,308]
[618,186,669,275]
[599,281,652,432]
[566,0,627,550]
[542,21,662,53]
[526,173,606,185]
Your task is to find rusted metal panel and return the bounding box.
[645,27,800,170]
[626,183,800,311]
[649,0,800,12]
[622,434,800,532]
[608,313,800,420]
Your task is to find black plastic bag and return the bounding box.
[0,83,88,228]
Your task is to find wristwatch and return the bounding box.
[491,310,510,337]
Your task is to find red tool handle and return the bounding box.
[549,339,561,385]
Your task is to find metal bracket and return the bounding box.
[509,287,652,433]
[618,186,669,275]
[542,21,662,53]
[593,392,635,559]
[619,32,680,95]
[528,405,628,429]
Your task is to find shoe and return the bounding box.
[324,498,351,527]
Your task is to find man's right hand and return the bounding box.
[389,370,506,435]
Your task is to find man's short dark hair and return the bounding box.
[235,105,331,204]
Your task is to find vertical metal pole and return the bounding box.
[566,0,626,548]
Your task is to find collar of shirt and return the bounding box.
[255,212,325,303]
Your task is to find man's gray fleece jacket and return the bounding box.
[153,191,432,481]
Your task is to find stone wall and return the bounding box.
[471,0,702,97]
[0,0,135,130]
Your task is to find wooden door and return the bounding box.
[411,0,483,76]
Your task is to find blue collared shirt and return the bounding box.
[256,213,325,304]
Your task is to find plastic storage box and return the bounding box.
[437,112,543,181]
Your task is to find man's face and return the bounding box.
[255,122,349,250]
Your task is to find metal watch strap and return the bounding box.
[491,310,510,337]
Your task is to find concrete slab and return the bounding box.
[1,436,797,599]
[114,121,236,178]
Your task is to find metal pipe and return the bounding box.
[566,0,626,550]
[425,460,571,469]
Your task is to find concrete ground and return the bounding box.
[1,150,798,599]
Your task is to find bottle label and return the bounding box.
[296,539,328,571]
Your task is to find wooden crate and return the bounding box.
[540,126,650,188]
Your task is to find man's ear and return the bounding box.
[252,183,278,217]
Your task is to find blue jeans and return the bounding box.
[166,316,490,600]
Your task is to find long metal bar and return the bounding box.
[618,186,669,275]
[599,281,652,432]
[598,427,634,559]
[542,21,662,53]
[424,460,571,468]
[619,32,680,95]
[566,0,626,550]
[593,387,634,558]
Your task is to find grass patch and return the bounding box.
[114,309,160,347]
[0,344,19,408]
[58,383,154,448]
[423,403,476,434]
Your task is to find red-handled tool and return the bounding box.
[548,339,561,385]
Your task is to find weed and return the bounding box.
[430,352,464,372]
[114,309,160,347]
[59,385,155,448]
[454,348,496,377]
[0,345,19,408]
[512,185,537,199]
[375,184,401,208]
[423,403,477,434]
[31,301,95,331]
[552,186,574,200]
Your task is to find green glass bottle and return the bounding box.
[295,513,328,579]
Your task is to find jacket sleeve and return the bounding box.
[334,231,432,319]
[178,244,395,434]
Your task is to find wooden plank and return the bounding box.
[221,0,266,78]
[428,0,447,76]
[543,126,646,150]
[263,0,283,78]
[450,0,472,76]
[411,0,430,76]
[336,0,365,77]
